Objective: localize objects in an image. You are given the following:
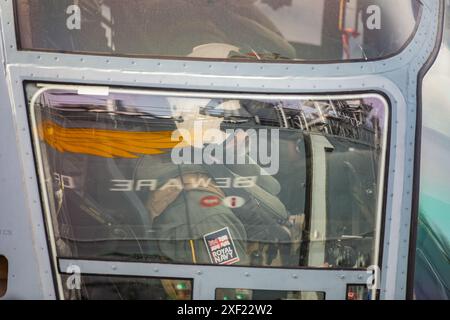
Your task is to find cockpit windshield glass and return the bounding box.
[16,0,421,62]
[28,83,388,269]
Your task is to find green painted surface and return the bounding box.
[416,1,450,300]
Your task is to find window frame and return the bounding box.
[28,83,391,299]
[12,0,424,64]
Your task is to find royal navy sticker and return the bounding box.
[203,227,240,265]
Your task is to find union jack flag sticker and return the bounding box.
[203,227,240,265]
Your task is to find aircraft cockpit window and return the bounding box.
[27,84,388,270]
[61,274,193,300]
[15,0,421,62]
[216,288,325,300]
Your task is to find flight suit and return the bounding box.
[138,158,249,265]
[135,152,290,266]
